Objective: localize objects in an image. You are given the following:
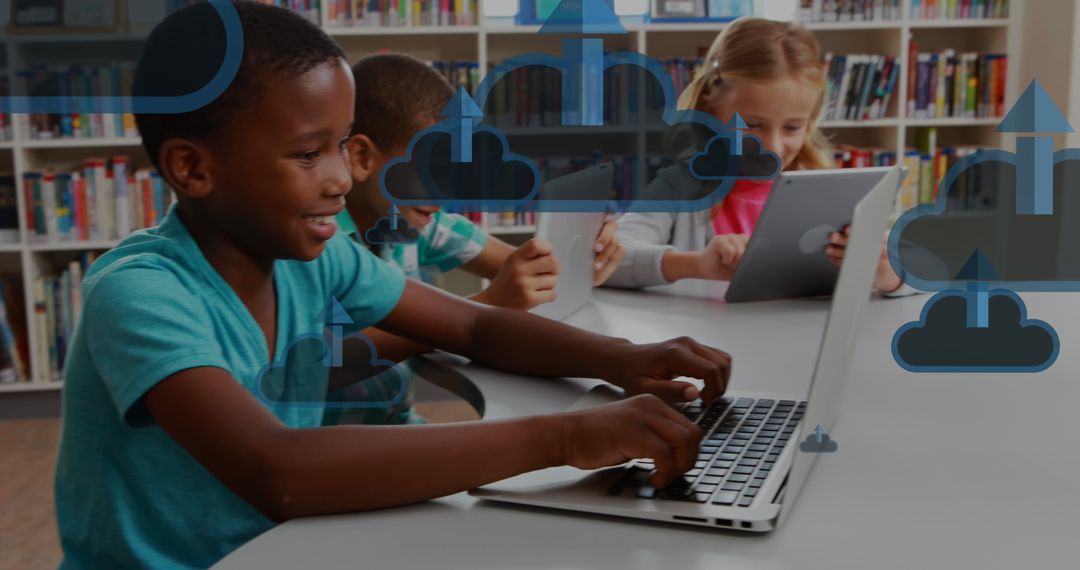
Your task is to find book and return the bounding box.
[821,53,898,121]
[797,0,900,22]
[23,158,174,244]
[908,49,1007,119]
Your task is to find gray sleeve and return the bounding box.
[604,211,678,289]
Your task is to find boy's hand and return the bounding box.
[825,225,903,293]
[696,234,750,280]
[605,337,731,405]
[479,238,560,310]
[557,394,703,487]
[592,220,625,286]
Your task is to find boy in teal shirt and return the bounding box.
[54,3,731,568]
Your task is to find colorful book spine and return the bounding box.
[23,160,174,245]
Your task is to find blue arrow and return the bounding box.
[317,297,354,368]
[441,87,483,163]
[561,38,605,126]
[539,0,626,127]
[813,425,824,443]
[726,113,749,155]
[997,80,1074,216]
[538,0,626,35]
[955,250,997,329]
[390,204,401,228]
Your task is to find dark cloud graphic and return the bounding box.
[364,216,419,245]
[798,427,839,453]
[381,128,539,208]
[689,135,782,181]
[892,290,1059,372]
[257,334,406,408]
[890,150,1080,290]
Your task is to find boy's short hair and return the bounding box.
[351,53,455,151]
[134,1,346,170]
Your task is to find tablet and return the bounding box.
[724,167,897,303]
[530,163,614,321]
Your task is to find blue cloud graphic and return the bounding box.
[255,333,406,409]
[892,289,1059,372]
[0,0,242,114]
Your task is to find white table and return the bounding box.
[216,282,1080,569]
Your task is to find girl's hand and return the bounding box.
[825,225,903,293]
[697,234,750,280]
[604,337,731,406]
[479,238,560,309]
[556,394,703,487]
[592,220,625,286]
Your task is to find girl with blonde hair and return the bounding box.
[607,17,906,294]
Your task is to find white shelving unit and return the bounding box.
[0,1,1022,393]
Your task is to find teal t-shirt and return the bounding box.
[54,206,406,569]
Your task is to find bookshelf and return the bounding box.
[0,0,1022,393]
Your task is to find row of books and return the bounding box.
[907,46,1007,119]
[485,62,687,129]
[650,0,753,21]
[252,0,322,23]
[24,158,175,244]
[0,277,30,384]
[18,64,139,141]
[910,0,1009,20]
[33,252,100,383]
[898,145,988,211]
[432,61,482,94]
[456,211,537,230]
[798,0,902,23]
[325,0,478,27]
[833,145,898,169]
[822,53,901,122]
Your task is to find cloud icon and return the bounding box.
[381,127,540,209]
[364,216,419,245]
[3,0,242,115]
[455,52,751,213]
[256,333,407,408]
[889,149,1080,291]
[689,135,783,181]
[798,427,839,453]
[892,289,1059,372]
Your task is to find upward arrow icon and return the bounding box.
[997,80,1074,216]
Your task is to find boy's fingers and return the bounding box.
[631,378,700,403]
[634,430,677,487]
[517,238,553,259]
[526,274,559,291]
[593,240,621,269]
[682,341,731,403]
[643,415,700,476]
[520,250,559,276]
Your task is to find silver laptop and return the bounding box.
[471,166,902,531]
[725,167,896,303]
[531,164,613,321]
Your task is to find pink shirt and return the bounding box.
[712,179,776,235]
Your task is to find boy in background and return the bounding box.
[329,53,624,425]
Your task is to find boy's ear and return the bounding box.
[158,139,215,200]
[346,134,379,183]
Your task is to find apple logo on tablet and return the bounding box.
[799,224,838,255]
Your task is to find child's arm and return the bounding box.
[376,280,730,403]
[465,221,623,308]
[146,367,702,521]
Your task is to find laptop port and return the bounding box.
[714,518,733,527]
[741,521,754,529]
[673,515,708,523]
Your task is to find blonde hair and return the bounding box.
[679,17,833,172]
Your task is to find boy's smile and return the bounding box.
[202,59,356,262]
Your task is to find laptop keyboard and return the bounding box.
[606,396,806,508]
